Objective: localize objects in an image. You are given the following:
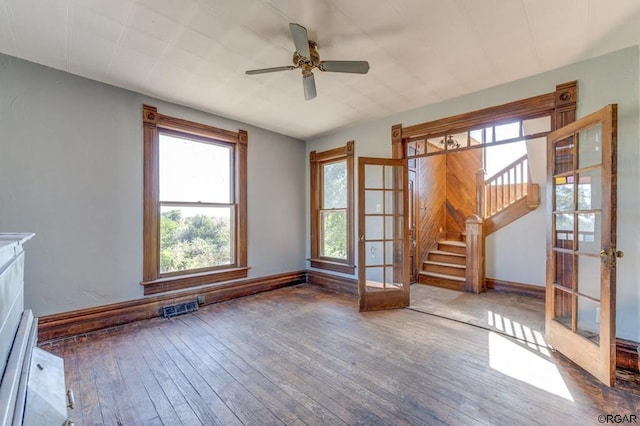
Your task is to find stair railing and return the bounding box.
[476,154,530,219]
[468,154,534,293]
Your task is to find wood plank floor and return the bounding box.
[41,284,639,425]
[410,283,545,338]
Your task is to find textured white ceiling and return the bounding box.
[1,0,640,139]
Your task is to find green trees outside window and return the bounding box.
[309,141,354,274]
[160,209,232,273]
[321,160,347,259]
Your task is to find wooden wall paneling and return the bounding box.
[417,156,446,266]
[445,149,483,239]
[408,169,417,283]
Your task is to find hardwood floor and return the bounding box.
[41,284,639,425]
[410,283,545,336]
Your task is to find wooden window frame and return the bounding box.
[141,105,248,295]
[309,141,355,274]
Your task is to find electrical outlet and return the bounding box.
[595,306,600,324]
[197,295,205,305]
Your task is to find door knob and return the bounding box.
[616,250,624,258]
[600,249,609,266]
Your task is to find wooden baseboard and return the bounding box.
[38,269,639,374]
[307,270,357,295]
[38,270,306,342]
[616,338,640,373]
[485,278,545,299]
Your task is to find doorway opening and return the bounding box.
[405,118,548,293]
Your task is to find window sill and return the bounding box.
[140,267,249,295]
[309,259,355,275]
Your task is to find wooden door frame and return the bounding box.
[408,168,417,283]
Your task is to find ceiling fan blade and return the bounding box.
[289,23,311,59]
[320,60,370,74]
[245,65,296,75]
[303,73,317,100]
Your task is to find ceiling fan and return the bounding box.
[245,23,370,100]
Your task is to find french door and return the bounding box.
[546,104,619,386]
[358,157,409,311]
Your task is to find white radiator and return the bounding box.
[0,234,72,425]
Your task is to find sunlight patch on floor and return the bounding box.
[488,331,574,401]
[488,310,550,355]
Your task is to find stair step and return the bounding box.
[417,271,466,291]
[427,250,466,265]
[423,260,466,268]
[437,240,466,255]
[423,261,466,277]
[418,271,466,282]
[439,240,466,246]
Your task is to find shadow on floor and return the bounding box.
[409,282,640,394]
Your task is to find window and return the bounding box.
[309,141,355,274]
[141,105,248,295]
[408,116,552,157]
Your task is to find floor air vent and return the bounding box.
[161,300,198,318]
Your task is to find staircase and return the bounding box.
[480,154,540,231]
[418,240,467,291]
[417,154,541,293]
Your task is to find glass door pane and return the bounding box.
[358,157,408,311]
[546,104,617,387]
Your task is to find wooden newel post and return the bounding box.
[465,215,485,293]
[475,169,486,218]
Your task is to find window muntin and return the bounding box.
[408,116,553,158]
[142,104,248,295]
[310,141,354,274]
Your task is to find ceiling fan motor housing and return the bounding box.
[293,41,320,75]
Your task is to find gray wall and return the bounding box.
[1,46,637,342]
[306,46,640,341]
[0,53,307,316]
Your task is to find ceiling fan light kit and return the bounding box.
[245,23,370,100]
